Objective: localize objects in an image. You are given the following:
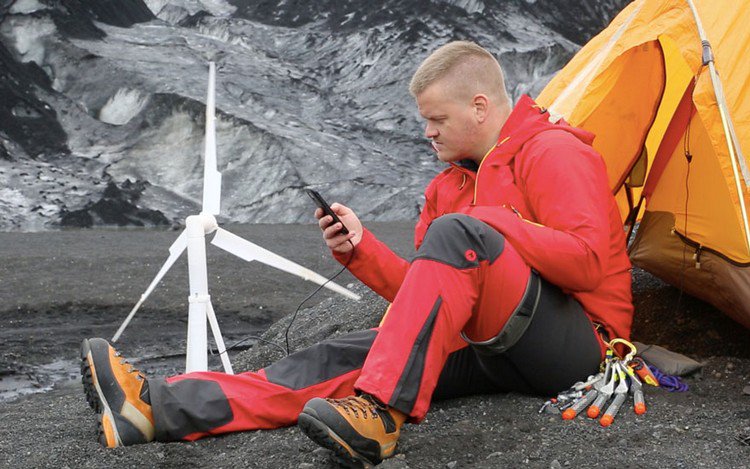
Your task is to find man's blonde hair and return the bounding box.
[409,41,509,104]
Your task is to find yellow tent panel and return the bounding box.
[537,0,750,329]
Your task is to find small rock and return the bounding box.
[312,447,328,456]
[726,362,735,371]
[713,372,722,379]
[298,464,314,469]
[446,461,458,469]
[550,460,563,469]
[379,458,410,469]
[518,422,532,433]
[743,385,750,396]
[486,452,502,459]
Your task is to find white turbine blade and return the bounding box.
[202,61,222,215]
[210,227,360,301]
[112,230,188,342]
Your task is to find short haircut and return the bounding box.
[409,41,509,103]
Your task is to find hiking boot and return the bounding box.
[80,338,154,448]
[298,395,407,468]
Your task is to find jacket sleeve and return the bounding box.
[332,180,439,302]
[332,228,410,302]
[462,133,611,292]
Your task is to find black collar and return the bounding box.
[456,159,479,172]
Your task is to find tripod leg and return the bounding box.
[207,300,234,374]
[112,230,188,342]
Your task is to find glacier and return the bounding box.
[0,0,628,230]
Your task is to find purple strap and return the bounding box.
[648,364,689,392]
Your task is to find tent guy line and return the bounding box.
[684,0,750,256]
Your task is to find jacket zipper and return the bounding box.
[473,136,510,204]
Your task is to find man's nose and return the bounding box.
[424,124,438,139]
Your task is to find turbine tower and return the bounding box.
[111,62,360,374]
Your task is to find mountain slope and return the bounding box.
[0,0,628,230]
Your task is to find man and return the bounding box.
[81,41,633,467]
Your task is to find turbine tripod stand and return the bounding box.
[111,62,359,374]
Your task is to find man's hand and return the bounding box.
[316,203,363,253]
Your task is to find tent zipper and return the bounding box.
[671,228,750,268]
[694,245,702,270]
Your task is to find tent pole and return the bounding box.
[686,0,750,256]
[548,2,643,119]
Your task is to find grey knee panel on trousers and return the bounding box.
[150,378,233,441]
[415,214,505,269]
[264,329,376,390]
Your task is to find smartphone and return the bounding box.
[305,188,349,235]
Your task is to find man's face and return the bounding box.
[416,81,480,163]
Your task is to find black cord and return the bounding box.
[284,239,355,355]
[673,90,695,322]
[210,334,288,358]
[210,239,356,360]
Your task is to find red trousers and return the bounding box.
[149,215,601,441]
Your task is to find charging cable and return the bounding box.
[210,239,356,360]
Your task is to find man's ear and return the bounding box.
[472,94,489,122]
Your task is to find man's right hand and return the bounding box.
[315,203,363,253]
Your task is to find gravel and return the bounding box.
[1,223,749,468]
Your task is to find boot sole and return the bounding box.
[80,339,102,413]
[80,338,123,447]
[298,412,374,469]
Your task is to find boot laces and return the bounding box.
[114,350,145,381]
[328,395,383,419]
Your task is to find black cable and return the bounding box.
[210,334,287,358]
[210,239,356,361]
[284,239,355,355]
[673,89,695,322]
[673,156,690,321]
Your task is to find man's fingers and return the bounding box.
[318,215,333,230]
[323,222,346,239]
[323,222,353,241]
[328,231,356,251]
[312,201,357,253]
[329,202,349,215]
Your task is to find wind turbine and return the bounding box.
[111,62,360,374]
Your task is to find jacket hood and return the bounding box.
[489,95,595,166]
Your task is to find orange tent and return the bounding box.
[537,0,750,329]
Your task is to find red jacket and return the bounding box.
[336,95,633,342]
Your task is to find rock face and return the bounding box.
[0,0,628,230]
[59,180,169,228]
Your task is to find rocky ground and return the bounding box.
[1,222,749,468]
